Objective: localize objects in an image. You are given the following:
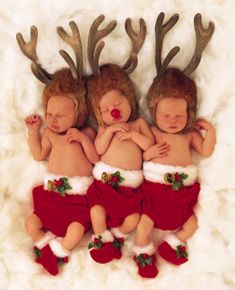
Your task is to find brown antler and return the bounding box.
[155,12,180,78]
[88,14,117,75]
[122,18,147,74]
[57,21,83,79]
[16,26,52,84]
[183,13,215,76]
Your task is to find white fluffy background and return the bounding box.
[1,0,235,289]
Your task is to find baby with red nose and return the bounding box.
[86,64,154,264]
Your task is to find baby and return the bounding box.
[24,69,99,275]
[87,64,154,264]
[133,68,216,278]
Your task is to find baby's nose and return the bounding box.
[111,108,120,119]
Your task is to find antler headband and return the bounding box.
[155,12,215,78]
[16,21,84,83]
[87,14,147,75]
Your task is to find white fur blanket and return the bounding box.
[1,0,235,289]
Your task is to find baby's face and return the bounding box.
[155,97,188,134]
[46,95,77,133]
[99,89,131,125]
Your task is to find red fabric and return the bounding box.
[141,180,200,230]
[33,185,91,237]
[134,254,158,278]
[34,244,59,276]
[90,242,114,264]
[158,241,188,265]
[87,179,142,228]
[112,237,123,260]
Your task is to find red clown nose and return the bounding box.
[111,108,121,119]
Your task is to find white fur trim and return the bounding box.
[34,231,56,249]
[92,229,114,242]
[143,162,198,186]
[44,172,93,195]
[132,242,155,255]
[110,227,129,239]
[93,161,143,188]
[49,238,70,258]
[164,234,186,249]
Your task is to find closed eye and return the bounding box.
[114,101,121,107]
[100,108,108,113]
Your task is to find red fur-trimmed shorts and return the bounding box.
[141,181,200,230]
[87,180,142,228]
[141,162,200,230]
[33,185,91,237]
[87,161,144,228]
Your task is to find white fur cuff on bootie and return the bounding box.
[49,238,71,258]
[132,242,155,256]
[34,231,56,250]
[110,227,129,239]
[164,234,186,249]
[92,229,114,242]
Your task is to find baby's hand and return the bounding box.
[109,123,130,134]
[144,142,170,161]
[66,128,84,143]
[25,114,41,131]
[118,130,134,141]
[196,119,214,131]
[151,142,170,158]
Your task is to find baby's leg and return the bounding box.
[133,214,158,278]
[25,213,45,242]
[61,222,85,251]
[176,214,198,242]
[135,214,154,247]
[26,213,59,275]
[90,205,107,235]
[89,205,114,264]
[118,213,140,235]
[157,214,198,266]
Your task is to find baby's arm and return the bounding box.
[25,115,51,161]
[94,124,129,155]
[143,126,170,161]
[191,119,216,157]
[66,127,99,164]
[118,118,154,150]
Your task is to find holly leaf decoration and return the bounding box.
[176,245,188,258]
[136,254,152,268]
[88,235,103,249]
[56,177,72,196]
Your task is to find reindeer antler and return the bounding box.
[16,26,53,84]
[122,18,147,74]
[183,13,215,76]
[88,14,117,75]
[155,12,180,78]
[57,21,83,79]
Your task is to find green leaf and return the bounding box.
[34,248,41,258]
[88,242,94,249]
[112,171,121,177]
[180,173,188,180]
[172,182,180,191]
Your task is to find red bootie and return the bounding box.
[112,237,124,259]
[134,253,158,278]
[158,241,188,265]
[34,245,59,275]
[88,232,114,264]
